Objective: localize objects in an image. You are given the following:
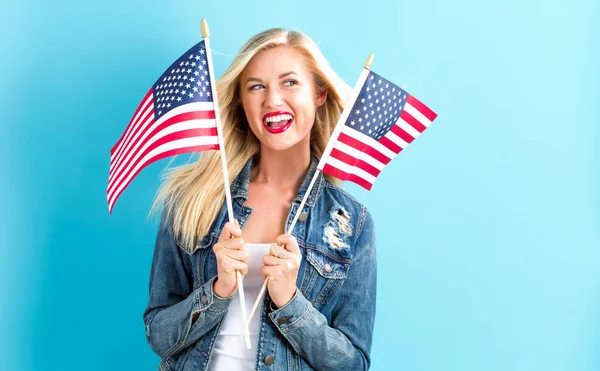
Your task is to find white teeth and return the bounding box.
[265,114,292,123]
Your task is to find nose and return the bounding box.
[263,87,283,108]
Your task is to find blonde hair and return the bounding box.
[151,28,351,253]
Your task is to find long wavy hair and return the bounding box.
[151,28,351,253]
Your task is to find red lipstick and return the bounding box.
[262,111,294,134]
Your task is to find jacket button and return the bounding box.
[277,317,288,325]
[264,354,275,366]
[298,212,307,223]
[323,263,332,273]
[201,295,208,304]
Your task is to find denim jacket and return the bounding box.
[143,156,377,370]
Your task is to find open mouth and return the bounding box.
[263,112,294,134]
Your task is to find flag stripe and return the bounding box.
[400,109,427,133]
[111,89,153,154]
[110,106,155,169]
[333,140,385,170]
[325,156,376,185]
[157,102,216,122]
[108,136,219,205]
[341,126,396,160]
[337,132,392,165]
[396,116,421,139]
[390,122,416,144]
[404,103,432,129]
[108,128,218,197]
[108,144,217,213]
[379,135,403,155]
[406,95,437,122]
[330,148,381,177]
[109,109,216,175]
[322,164,373,190]
[383,128,409,149]
[109,124,217,185]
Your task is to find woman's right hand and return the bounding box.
[212,219,248,298]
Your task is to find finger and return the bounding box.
[261,265,279,280]
[223,248,249,263]
[263,254,283,266]
[222,257,248,276]
[221,237,246,251]
[269,243,287,257]
[219,220,242,241]
[276,234,300,255]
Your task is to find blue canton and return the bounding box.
[346,71,408,141]
[152,40,213,120]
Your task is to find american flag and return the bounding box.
[318,70,437,190]
[107,40,219,213]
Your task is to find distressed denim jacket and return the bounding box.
[143,156,377,370]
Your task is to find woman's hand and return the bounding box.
[213,220,248,298]
[261,234,302,308]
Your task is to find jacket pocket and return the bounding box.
[302,247,350,304]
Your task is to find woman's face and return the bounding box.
[240,46,326,153]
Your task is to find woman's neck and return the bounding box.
[251,145,311,191]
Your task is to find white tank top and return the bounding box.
[206,243,272,370]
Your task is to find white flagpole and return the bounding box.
[239,53,376,338]
[202,19,251,350]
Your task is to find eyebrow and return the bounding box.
[244,71,298,84]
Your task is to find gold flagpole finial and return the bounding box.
[201,19,210,38]
[364,53,375,69]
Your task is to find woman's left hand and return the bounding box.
[261,234,302,308]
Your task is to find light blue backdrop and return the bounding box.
[2,0,598,370]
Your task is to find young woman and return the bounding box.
[143,28,377,370]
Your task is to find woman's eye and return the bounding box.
[283,80,298,87]
[249,84,265,90]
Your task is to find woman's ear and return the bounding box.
[316,90,328,107]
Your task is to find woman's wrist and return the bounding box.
[213,279,235,299]
[272,288,297,309]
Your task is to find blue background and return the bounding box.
[2,0,598,370]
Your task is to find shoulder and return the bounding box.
[319,177,374,239]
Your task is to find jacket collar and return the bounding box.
[230,155,324,208]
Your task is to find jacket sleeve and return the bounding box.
[268,208,377,370]
[142,206,233,359]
